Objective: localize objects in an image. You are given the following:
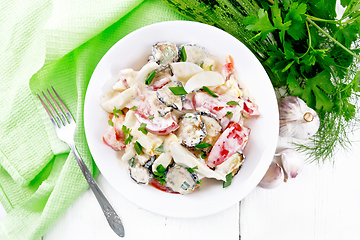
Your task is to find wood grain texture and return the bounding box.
[240,129,360,240]
[44,174,240,240]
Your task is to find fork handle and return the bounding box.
[68,143,125,238]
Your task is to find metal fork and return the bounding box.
[37,87,125,238]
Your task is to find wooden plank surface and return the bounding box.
[43,174,240,240]
[240,129,360,240]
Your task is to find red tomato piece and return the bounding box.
[103,115,126,151]
[221,55,235,80]
[149,178,179,194]
[147,77,170,91]
[103,127,125,151]
[192,92,241,128]
[242,98,260,116]
[207,122,250,168]
[134,103,179,135]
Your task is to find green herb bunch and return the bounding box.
[244,0,360,162]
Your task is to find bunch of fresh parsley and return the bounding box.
[244,0,360,161]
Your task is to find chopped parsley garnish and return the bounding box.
[169,86,188,95]
[201,152,207,159]
[134,141,143,155]
[153,164,166,186]
[187,166,198,173]
[226,111,233,119]
[223,173,233,188]
[112,107,123,118]
[130,106,136,111]
[180,46,187,62]
[148,115,155,120]
[145,69,156,85]
[154,142,165,153]
[209,64,213,71]
[195,142,212,149]
[199,61,204,68]
[129,157,135,168]
[122,125,133,145]
[108,119,114,126]
[138,123,148,135]
[226,101,239,106]
[203,86,218,98]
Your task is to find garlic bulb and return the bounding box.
[276,148,304,182]
[278,96,320,139]
[258,161,284,189]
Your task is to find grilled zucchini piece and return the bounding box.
[176,113,206,147]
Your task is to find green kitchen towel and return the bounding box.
[0,0,187,239]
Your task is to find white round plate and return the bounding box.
[84,21,278,218]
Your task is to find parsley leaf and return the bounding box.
[122,125,133,145]
[138,123,148,135]
[226,101,239,106]
[195,142,212,149]
[154,142,165,153]
[180,46,187,62]
[223,173,233,188]
[203,86,218,98]
[145,70,156,85]
[153,164,167,185]
[169,86,188,95]
[113,107,123,118]
[130,106,136,111]
[134,141,143,155]
[187,166,198,173]
[226,111,233,119]
[108,119,114,127]
[301,71,335,112]
[271,1,292,42]
[244,9,276,40]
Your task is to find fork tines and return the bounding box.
[37,87,74,128]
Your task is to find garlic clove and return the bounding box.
[277,148,304,182]
[258,161,284,189]
[278,96,320,139]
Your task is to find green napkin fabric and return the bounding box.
[0,0,187,239]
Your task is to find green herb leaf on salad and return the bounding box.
[145,69,156,85]
[154,142,165,153]
[169,86,188,95]
[195,142,212,149]
[113,107,123,118]
[130,106,136,111]
[122,125,133,145]
[134,141,143,155]
[226,111,233,119]
[226,101,239,106]
[180,46,187,62]
[187,166,198,173]
[129,157,135,168]
[138,123,148,135]
[153,164,167,185]
[108,119,114,127]
[223,173,233,188]
[203,86,218,98]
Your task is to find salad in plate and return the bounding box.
[99,42,259,194]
